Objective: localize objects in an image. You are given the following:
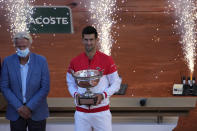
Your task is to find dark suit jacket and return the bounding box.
[0,53,50,121]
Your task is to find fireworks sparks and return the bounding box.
[2,0,35,37]
[168,0,197,74]
[84,0,120,55]
[2,0,124,55]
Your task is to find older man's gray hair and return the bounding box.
[13,32,33,44]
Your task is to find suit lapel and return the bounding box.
[14,54,22,89]
[26,53,33,88]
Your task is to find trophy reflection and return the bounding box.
[72,69,102,105]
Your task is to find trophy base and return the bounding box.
[78,96,97,105]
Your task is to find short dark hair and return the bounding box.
[82,26,98,39]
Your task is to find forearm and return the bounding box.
[66,72,78,97]
[104,71,122,97]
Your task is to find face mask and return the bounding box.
[16,48,30,58]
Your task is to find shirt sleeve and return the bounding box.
[106,56,117,74]
[104,56,121,98]
[104,71,122,98]
[66,72,78,97]
[66,60,78,97]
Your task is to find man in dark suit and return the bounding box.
[0,32,50,131]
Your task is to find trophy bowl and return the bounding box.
[72,69,102,105]
[72,69,102,88]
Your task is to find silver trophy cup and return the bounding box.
[72,69,102,105]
